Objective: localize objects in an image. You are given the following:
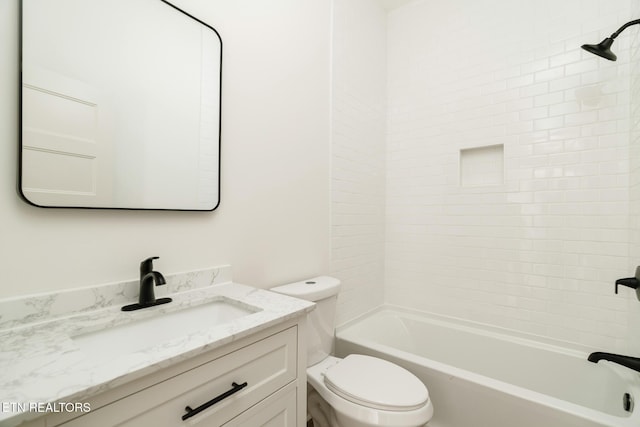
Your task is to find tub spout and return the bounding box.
[588,352,640,373]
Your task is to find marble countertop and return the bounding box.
[0,267,314,427]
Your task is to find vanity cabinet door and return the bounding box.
[59,327,297,427]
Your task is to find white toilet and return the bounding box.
[271,276,434,427]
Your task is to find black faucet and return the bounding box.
[122,256,172,311]
[588,352,640,373]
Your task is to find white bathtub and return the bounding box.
[335,307,640,427]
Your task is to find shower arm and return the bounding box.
[609,18,640,39]
[582,18,640,61]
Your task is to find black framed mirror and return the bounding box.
[20,0,222,210]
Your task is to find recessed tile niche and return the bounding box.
[459,144,504,187]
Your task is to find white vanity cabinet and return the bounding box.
[28,319,306,427]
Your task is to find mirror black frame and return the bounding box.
[18,0,222,211]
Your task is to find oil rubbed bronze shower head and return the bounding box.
[581,37,616,61]
[581,18,640,61]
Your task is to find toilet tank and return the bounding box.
[270,276,341,367]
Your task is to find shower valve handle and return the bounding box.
[615,277,639,294]
[614,266,640,301]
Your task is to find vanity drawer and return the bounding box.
[222,382,297,426]
[60,326,297,427]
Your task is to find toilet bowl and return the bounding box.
[271,277,433,427]
[307,355,433,427]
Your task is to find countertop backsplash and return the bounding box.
[0,265,232,331]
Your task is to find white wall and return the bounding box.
[386,0,639,352]
[0,0,331,298]
[331,0,387,325]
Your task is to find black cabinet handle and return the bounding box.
[182,381,248,421]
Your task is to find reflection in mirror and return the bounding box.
[20,0,221,210]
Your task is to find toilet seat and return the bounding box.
[323,354,429,411]
[307,356,434,427]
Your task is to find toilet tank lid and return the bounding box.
[270,276,341,302]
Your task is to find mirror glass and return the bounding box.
[20,0,221,210]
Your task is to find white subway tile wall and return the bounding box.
[629,0,640,354]
[385,0,637,352]
[331,0,387,325]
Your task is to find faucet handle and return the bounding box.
[615,277,639,294]
[140,256,160,276]
[614,266,640,301]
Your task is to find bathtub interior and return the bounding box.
[335,306,640,419]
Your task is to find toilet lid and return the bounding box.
[323,354,429,411]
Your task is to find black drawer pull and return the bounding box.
[182,381,248,421]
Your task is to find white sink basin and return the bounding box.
[72,299,260,362]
